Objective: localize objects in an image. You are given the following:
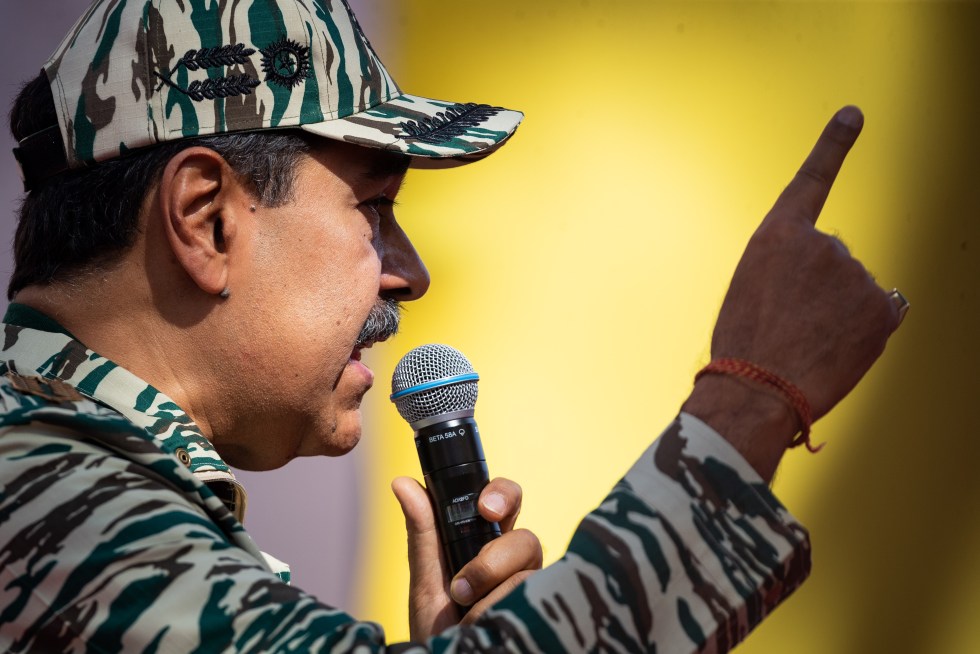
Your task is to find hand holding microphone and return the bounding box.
[390,344,500,576]
[390,344,542,638]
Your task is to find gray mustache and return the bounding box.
[356,297,401,346]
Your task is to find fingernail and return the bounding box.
[836,105,864,129]
[481,492,506,516]
[452,577,474,605]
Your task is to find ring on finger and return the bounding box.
[888,288,910,326]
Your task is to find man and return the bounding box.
[0,0,904,652]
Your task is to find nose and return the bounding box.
[380,217,430,301]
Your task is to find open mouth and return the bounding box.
[350,336,388,362]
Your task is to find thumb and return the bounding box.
[391,477,452,638]
[391,477,439,558]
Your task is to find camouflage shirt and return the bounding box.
[0,305,810,653]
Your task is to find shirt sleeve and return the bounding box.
[0,414,808,653]
[472,412,811,652]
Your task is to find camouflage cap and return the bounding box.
[15,0,523,188]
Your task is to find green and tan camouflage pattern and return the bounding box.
[0,310,810,652]
[44,0,522,169]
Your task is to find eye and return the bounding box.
[361,195,396,223]
[364,195,396,212]
[359,195,396,238]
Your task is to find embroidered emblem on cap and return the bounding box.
[154,44,261,102]
[33,0,523,174]
[173,44,256,72]
[400,103,502,145]
[260,39,312,89]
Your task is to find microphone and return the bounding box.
[390,344,500,576]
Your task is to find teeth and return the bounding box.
[355,337,386,351]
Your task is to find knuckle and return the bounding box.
[826,231,852,256]
[465,541,509,584]
[808,231,855,268]
[460,570,538,626]
[797,165,831,188]
[511,528,544,567]
[466,550,498,585]
[466,529,542,587]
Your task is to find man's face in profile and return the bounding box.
[214,140,427,470]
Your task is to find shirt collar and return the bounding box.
[1,303,247,519]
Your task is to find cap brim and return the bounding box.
[300,94,523,168]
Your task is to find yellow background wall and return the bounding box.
[356,2,979,651]
[0,1,975,651]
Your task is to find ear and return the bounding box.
[157,147,251,297]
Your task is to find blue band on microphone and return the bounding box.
[389,373,480,401]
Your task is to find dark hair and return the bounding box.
[7,72,312,299]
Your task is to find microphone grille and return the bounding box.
[390,344,479,425]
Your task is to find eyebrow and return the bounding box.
[361,153,411,181]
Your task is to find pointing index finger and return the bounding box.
[770,105,864,226]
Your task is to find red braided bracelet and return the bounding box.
[695,358,822,453]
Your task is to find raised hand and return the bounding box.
[684,106,905,480]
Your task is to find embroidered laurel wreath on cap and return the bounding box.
[17,0,523,187]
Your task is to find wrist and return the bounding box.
[682,374,798,482]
